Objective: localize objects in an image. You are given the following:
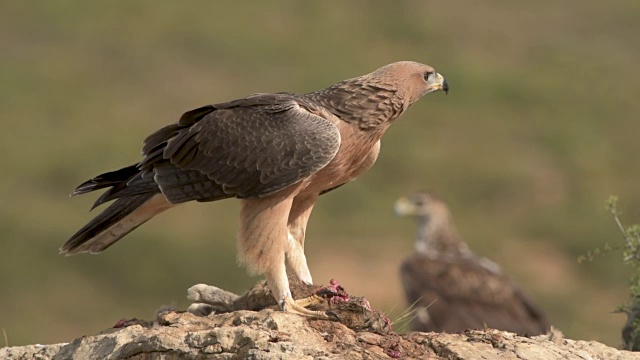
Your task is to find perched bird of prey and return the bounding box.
[394,192,550,334]
[61,61,448,318]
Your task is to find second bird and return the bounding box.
[394,191,550,335]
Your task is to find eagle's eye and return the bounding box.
[423,71,433,81]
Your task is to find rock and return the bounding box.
[3,310,640,359]
[0,343,66,360]
[3,279,640,359]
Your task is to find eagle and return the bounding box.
[394,191,550,334]
[61,61,449,318]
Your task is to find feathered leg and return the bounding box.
[237,190,329,318]
[286,193,345,309]
[285,194,318,284]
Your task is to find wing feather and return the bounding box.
[400,253,549,335]
[142,94,340,203]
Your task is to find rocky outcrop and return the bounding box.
[2,310,639,359]
[2,279,639,359]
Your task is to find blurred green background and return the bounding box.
[2,0,639,348]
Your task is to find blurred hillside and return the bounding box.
[1,0,639,348]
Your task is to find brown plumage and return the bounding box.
[62,61,448,316]
[394,192,550,334]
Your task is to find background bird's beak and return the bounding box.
[428,72,449,94]
[394,197,417,216]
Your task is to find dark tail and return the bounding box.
[61,165,172,255]
[72,164,140,196]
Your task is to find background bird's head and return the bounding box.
[394,191,469,255]
[393,191,449,221]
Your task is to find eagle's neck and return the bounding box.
[414,217,431,253]
[415,215,471,256]
[304,77,405,131]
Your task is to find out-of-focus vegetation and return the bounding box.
[583,197,640,350]
[1,0,639,347]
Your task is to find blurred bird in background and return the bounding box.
[394,191,550,335]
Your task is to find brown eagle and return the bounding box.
[61,62,448,318]
[394,191,550,334]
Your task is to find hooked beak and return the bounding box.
[428,72,449,95]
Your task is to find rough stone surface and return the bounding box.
[0,343,66,359]
[2,310,640,360]
[3,280,640,359]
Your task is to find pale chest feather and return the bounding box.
[301,125,382,194]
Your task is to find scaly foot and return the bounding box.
[281,294,340,321]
